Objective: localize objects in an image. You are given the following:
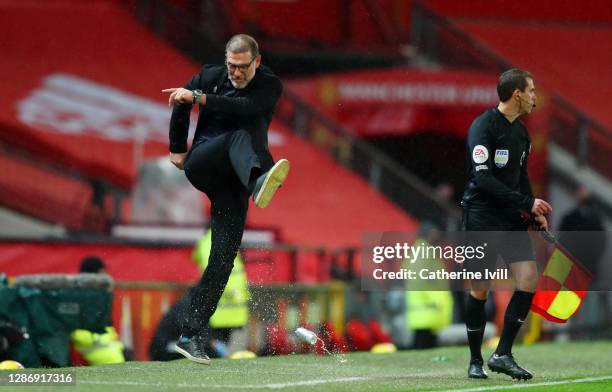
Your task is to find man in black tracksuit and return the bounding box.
[461,69,552,380]
[162,34,290,364]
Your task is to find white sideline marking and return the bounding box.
[441,375,612,392]
[79,376,370,389]
[75,374,612,391]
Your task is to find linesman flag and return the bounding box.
[531,238,593,323]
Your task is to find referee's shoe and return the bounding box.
[468,358,488,379]
[488,353,533,380]
[253,159,290,208]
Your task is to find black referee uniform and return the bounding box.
[461,107,537,380]
[462,107,535,266]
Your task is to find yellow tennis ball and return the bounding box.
[0,360,24,370]
[229,351,257,360]
[370,343,397,354]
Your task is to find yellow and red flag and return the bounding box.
[531,244,593,323]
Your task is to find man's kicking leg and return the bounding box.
[224,129,290,209]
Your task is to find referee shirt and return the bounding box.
[461,107,534,212]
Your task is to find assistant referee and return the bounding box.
[461,69,552,380]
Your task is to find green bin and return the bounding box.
[0,274,113,367]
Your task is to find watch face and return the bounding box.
[193,90,202,103]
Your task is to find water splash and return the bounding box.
[316,336,348,364]
[295,328,347,364]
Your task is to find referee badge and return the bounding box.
[494,149,509,168]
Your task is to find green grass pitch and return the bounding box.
[6,341,612,391]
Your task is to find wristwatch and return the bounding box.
[193,89,203,105]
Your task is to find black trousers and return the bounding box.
[181,130,260,336]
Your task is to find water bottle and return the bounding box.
[294,327,318,345]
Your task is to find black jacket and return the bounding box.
[169,64,283,172]
[461,108,534,212]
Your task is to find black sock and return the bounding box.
[181,327,197,340]
[495,290,534,356]
[466,294,487,362]
[248,168,262,194]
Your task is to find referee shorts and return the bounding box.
[462,207,535,277]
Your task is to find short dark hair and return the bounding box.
[80,256,106,273]
[225,34,259,58]
[497,68,533,102]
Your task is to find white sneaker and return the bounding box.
[253,159,290,208]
